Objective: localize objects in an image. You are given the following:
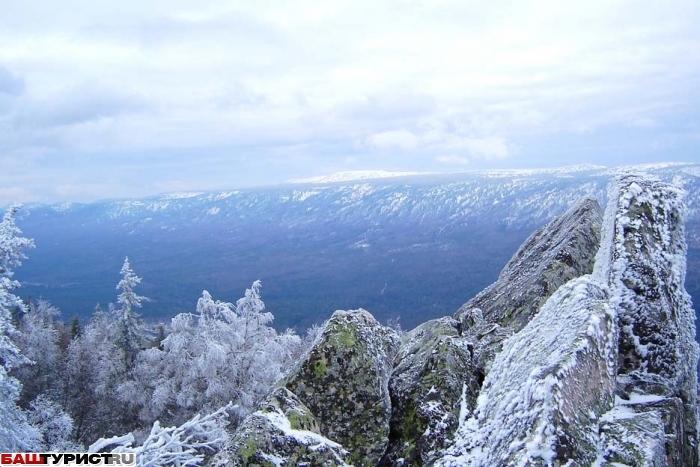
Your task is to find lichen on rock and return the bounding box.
[380,317,479,466]
[284,309,400,467]
[227,387,352,467]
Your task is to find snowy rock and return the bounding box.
[380,317,478,466]
[454,196,604,382]
[436,276,617,466]
[227,387,351,466]
[597,404,668,467]
[455,196,603,334]
[284,309,400,467]
[594,173,699,465]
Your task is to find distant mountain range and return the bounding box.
[13,163,700,336]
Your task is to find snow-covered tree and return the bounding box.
[26,395,83,451]
[12,300,63,405]
[0,205,40,451]
[120,282,303,430]
[89,403,233,467]
[62,308,130,444]
[114,257,148,367]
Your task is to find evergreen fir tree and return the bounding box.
[114,257,148,368]
[0,205,40,450]
[69,315,82,340]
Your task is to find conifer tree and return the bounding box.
[69,315,82,339]
[114,257,148,368]
[0,205,39,450]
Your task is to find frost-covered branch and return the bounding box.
[89,403,234,467]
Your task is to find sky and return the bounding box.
[1,0,699,204]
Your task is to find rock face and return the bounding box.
[436,276,617,466]
[594,174,699,466]
[284,309,400,467]
[455,197,604,378]
[227,387,351,466]
[380,317,478,466]
[455,196,603,334]
[432,173,698,466]
[379,198,606,466]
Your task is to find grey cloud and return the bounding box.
[0,65,25,96]
[14,84,146,129]
[339,92,437,122]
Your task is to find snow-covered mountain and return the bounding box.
[287,170,423,184]
[14,163,700,334]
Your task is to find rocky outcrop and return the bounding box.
[284,309,400,467]
[380,318,478,466]
[377,198,606,466]
[433,173,698,466]
[227,387,351,466]
[456,196,603,334]
[456,197,604,379]
[436,276,617,466]
[594,173,699,466]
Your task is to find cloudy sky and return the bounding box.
[1,0,698,204]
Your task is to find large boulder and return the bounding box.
[455,197,604,379]
[380,196,606,466]
[284,309,400,467]
[436,276,617,466]
[380,317,478,466]
[227,387,351,466]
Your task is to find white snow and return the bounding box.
[261,409,344,450]
[615,394,666,406]
[292,189,323,202]
[161,192,205,199]
[288,170,422,184]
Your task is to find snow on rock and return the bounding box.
[380,317,478,466]
[596,405,667,467]
[456,197,603,333]
[227,387,351,466]
[594,173,695,380]
[283,309,400,467]
[437,276,617,466]
[455,196,604,372]
[594,172,699,466]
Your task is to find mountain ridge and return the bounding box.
[12,164,700,337]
